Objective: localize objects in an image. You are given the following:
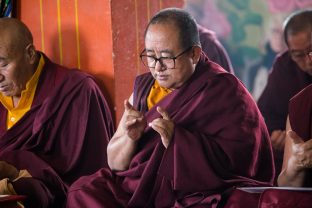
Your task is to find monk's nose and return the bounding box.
[0,74,4,82]
[154,60,166,72]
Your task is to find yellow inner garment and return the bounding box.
[147,80,172,110]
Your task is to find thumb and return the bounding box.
[124,100,134,111]
[156,106,170,120]
[287,130,304,144]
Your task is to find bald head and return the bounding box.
[283,9,312,46]
[0,18,33,52]
[0,18,38,99]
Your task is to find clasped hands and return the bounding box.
[123,100,174,148]
[288,131,312,171]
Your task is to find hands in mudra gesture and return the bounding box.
[123,100,174,148]
[287,131,312,171]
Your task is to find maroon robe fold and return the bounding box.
[67,54,274,208]
[0,53,115,207]
[223,85,312,208]
[198,24,234,74]
[289,84,312,141]
[289,84,312,186]
[257,51,312,177]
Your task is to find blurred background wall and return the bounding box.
[184,0,312,100]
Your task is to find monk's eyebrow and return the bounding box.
[145,49,173,55]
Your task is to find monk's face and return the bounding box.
[0,34,34,97]
[288,31,312,76]
[144,22,198,89]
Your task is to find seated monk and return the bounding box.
[0,18,114,207]
[257,9,312,178]
[278,84,312,187]
[66,8,274,208]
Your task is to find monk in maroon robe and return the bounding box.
[253,84,312,207]
[0,18,114,207]
[197,24,234,74]
[257,10,312,179]
[67,8,274,208]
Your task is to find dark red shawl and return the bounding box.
[0,53,115,207]
[67,54,274,208]
[289,84,312,141]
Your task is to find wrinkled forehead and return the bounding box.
[0,31,15,55]
[0,30,27,55]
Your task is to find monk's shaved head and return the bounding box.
[0,18,38,98]
[0,18,33,53]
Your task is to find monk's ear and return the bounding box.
[191,46,201,65]
[25,44,37,64]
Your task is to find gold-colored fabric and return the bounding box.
[0,170,31,208]
[0,54,45,129]
[147,80,172,110]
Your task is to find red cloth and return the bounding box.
[224,188,312,208]
[259,189,312,208]
[0,53,115,207]
[289,84,312,141]
[67,54,274,208]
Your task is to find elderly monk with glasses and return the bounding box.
[66,8,274,208]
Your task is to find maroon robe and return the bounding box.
[66,54,274,208]
[198,24,234,74]
[0,53,115,207]
[289,84,312,186]
[289,84,312,141]
[257,51,312,177]
[224,85,312,208]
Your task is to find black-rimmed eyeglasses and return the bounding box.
[140,46,193,69]
[289,45,312,62]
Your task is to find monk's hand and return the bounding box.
[288,131,312,171]
[271,130,286,151]
[0,161,19,181]
[149,106,174,148]
[123,100,147,141]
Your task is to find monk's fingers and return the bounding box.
[149,119,174,148]
[124,102,144,121]
[125,117,145,128]
[156,106,171,121]
[149,122,171,148]
[271,131,286,150]
[288,130,304,144]
[124,100,134,112]
[124,100,141,115]
[301,139,312,152]
[271,130,285,141]
[125,118,138,128]
[297,155,312,169]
